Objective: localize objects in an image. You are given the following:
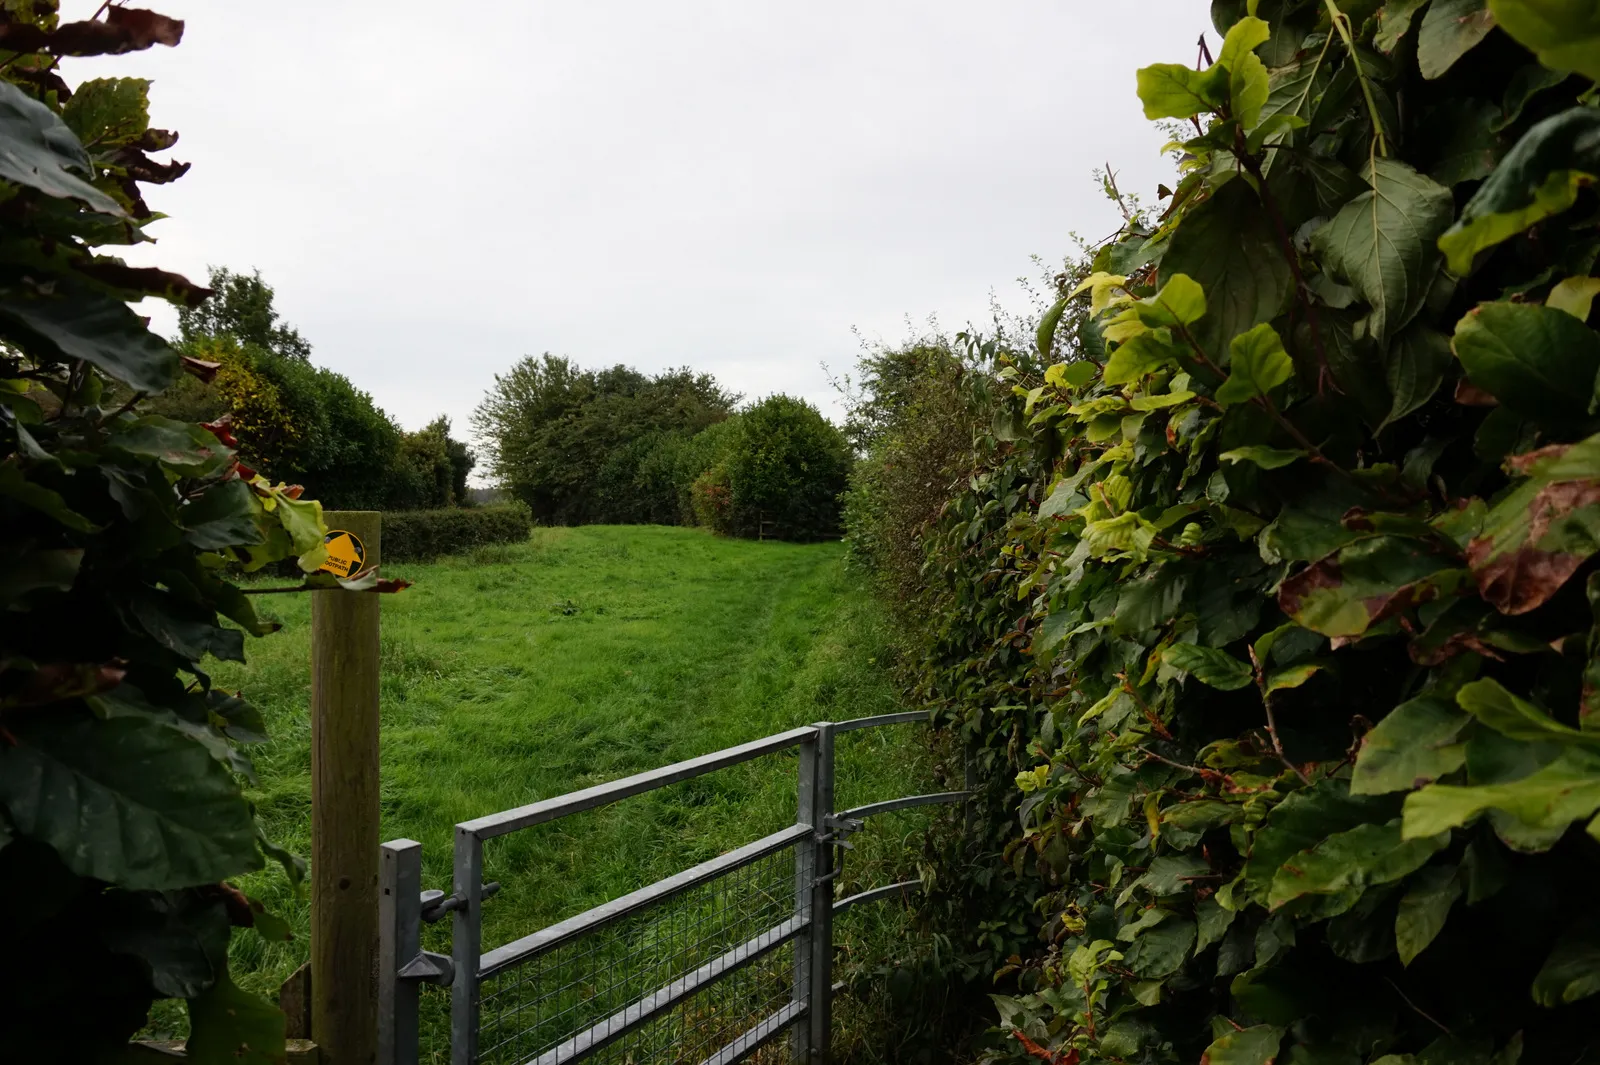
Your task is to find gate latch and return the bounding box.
[822,814,864,849]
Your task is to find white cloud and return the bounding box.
[68,0,1204,444]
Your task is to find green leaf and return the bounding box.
[1136,854,1213,894]
[1137,62,1231,119]
[1164,642,1254,690]
[1452,301,1600,423]
[1037,296,1070,357]
[1382,325,1453,430]
[0,463,100,532]
[1531,920,1600,1006]
[1396,863,1461,965]
[1215,323,1294,405]
[1547,276,1600,321]
[1375,0,1432,52]
[1489,0,1600,81]
[1494,64,1571,132]
[1123,916,1197,977]
[1265,662,1322,692]
[1438,108,1600,276]
[100,890,230,999]
[1428,99,1505,186]
[107,416,230,477]
[0,77,125,216]
[1267,819,1450,907]
[60,77,151,151]
[186,972,287,1065]
[0,279,178,393]
[182,480,266,551]
[1402,746,1600,843]
[1201,1024,1284,1065]
[1220,16,1272,129]
[1105,330,1183,386]
[1197,895,1239,952]
[1456,677,1600,746]
[1280,535,1466,638]
[1418,0,1498,79]
[1220,445,1307,469]
[0,710,261,890]
[1352,693,1471,795]
[1143,273,1209,328]
[1162,179,1294,356]
[1312,158,1455,342]
[0,546,82,607]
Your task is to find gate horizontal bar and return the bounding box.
[527,915,808,1065]
[831,710,929,733]
[833,880,920,913]
[696,1001,806,1065]
[461,726,818,839]
[837,791,969,822]
[479,823,811,977]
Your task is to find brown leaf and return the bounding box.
[1277,557,1343,619]
[1454,379,1499,406]
[1468,480,1600,614]
[137,128,179,152]
[72,261,211,307]
[3,662,127,708]
[110,148,190,185]
[0,9,183,57]
[184,355,223,384]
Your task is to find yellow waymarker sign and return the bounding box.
[319,529,366,579]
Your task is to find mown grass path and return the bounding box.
[205,525,933,1040]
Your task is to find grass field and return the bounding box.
[152,525,947,1060]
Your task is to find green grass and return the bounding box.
[155,525,940,1058]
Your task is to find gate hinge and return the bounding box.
[420,881,501,922]
[397,950,454,987]
[820,814,864,848]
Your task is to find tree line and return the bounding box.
[142,267,475,511]
[171,270,853,540]
[471,354,851,540]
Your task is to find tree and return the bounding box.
[716,395,853,540]
[178,266,312,360]
[472,355,738,524]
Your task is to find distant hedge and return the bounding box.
[382,503,532,562]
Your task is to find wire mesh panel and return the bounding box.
[476,845,799,1065]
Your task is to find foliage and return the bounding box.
[850,5,1600,1063]
[471,354,738,525]
[151,326,474,512]
[178,266,311,362]
[380,503,531,563]
[0,7,331,1060]
[713,394,854,541]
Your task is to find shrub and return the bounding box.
[381,504,533,562]
[854,5,1600,1064]
[720,395,852,540]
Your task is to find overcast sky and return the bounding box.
[71,1,1204,443]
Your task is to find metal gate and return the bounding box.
[378,711,964,1065]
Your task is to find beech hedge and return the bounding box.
[380,503,532,562]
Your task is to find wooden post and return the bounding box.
[311,511,382,1065]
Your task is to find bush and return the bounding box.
[853,6,1600,1065]
[719,395,852,540]
[381,504,532,562]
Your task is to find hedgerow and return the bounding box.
[381,503,532,562]
[851,2,1600,1062]
[0,7,335,1060]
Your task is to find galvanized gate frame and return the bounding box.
[377,711,963,1065]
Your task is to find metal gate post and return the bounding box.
[451,828,484,1065]
[791,730,819,1062]
[380,840,423,1065]
[805,722,836,1062]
